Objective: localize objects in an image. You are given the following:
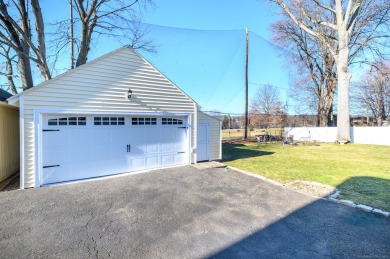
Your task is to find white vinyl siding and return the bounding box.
[197,111,222,161]
[21,47,196,188]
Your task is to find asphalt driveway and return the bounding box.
[0,166,389,258]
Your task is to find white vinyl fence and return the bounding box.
[284,127,390,146]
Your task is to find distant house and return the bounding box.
[5,46,222,189]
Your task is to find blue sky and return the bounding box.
[40,1,291,114]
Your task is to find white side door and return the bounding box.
[197,122,210,161]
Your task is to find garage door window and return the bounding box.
[94,117,125,126]
[48,117,86,126]
[162,118,183,125]
[132,117,157,125]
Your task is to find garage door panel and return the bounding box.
[111,128,128,143]
[93,160,120,176]
[112,143,125,156]
[70,162,92,178]
[43,146,69,165]
[110,158,128,173]
[174,141,186,151]
[146,156,159,168]
[174,153,186,164]
[71,146,93,163]
[130,144,145,155]
[146,143,159,154]
[93,145,111,160]
[93,129,111,144]
[161,154,174,166]
[43,131,69,147]
[131,157,146,170]
[161,143,174,152]
[70,129,92,146]
[43,164,71,184]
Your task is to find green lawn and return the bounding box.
[222,142,390,212]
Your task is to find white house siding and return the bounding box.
[0,103,19,182]
[21,47,196,188]
[197,111,222,161]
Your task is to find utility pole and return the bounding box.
[244,27,249,140]
[69,0,74,69]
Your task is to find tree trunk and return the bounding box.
[327,104,334,126]
[17,0,34,90]
[336,31,351,141]
[31,0,51,80]
[76,22,93,67]
[324,76,336,127]
[377,82,385,126]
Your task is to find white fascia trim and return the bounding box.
[187,114,192,165]
[19,96,24,189]
[34,111,42,188]
[34,109,194,187]
[34,109,192,117]
[7,95,19,105]
[193,103,197,163]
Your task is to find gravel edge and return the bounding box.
[226,165,390,219]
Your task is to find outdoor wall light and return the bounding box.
[128,89,132,99]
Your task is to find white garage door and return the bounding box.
[41,115,189,185]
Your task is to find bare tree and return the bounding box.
[0,0,154,92]
[51,0,155,68]
[269,0,390,141]
[351,61,390,126]
[0,0,34,89]
[0,0,51,90]
[0,45,18,94]
[250,84,287,128]
[272,18,337,127]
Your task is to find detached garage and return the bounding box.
[6,46,221,188]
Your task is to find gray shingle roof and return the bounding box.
[0,88,12,101]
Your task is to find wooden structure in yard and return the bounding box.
[0,101,19,182]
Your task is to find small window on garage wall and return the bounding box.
[48,118,58,125]
[59,118,67,125]
[69,117,77,125]
[94,117,125,126]
[132,117,157,125]
[161,118,183,125]
[48,117,87,126]
[78,117,86,125]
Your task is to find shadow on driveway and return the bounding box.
[208,175,390,258]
